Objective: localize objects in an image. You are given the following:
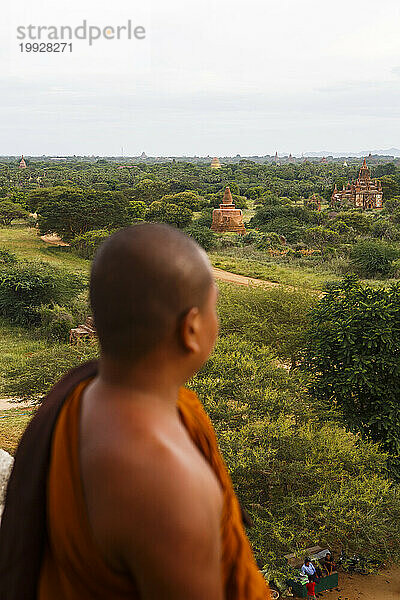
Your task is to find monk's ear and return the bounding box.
[180,307,201,353]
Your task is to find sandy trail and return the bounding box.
[40,234,70,247]
[212,267,281,288]
[0,399,34,410]
[319,566,400,600]
[39,235,292,289]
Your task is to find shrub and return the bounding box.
[256,232,284,250]
[71,229,112,260]
[37,303,75,341]
[0,260,85,325]
[350,239,400,278]
[215,232,244,248]
[333,211,371,234]
[217,283,316,367]
[1,343,98,401]
[371,218,400,241]
[183,225,217,251]
[194,207,213,228]
[69,290,91,324]
[242,230,263,246]
[0,249,17,265]
[303,226,342,250]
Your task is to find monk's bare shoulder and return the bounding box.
[80,401,224,600]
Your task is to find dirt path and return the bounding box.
[0,399,33,410]
[39,236,294,291]
[212,267,281,288]
[322,566,400,600]
[40,234,70,247]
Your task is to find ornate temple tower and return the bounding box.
[211,187,246,234]
[19,155,27,169]
[331,159,383,210]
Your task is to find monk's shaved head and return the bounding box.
[90,224,214,363]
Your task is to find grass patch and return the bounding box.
[242,199,256,224]
[0,318,55,394]
[0,225,89,275]
[0,408,35,455]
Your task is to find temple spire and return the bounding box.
[222,186,234,205]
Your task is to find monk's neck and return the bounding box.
[94,356,184,409]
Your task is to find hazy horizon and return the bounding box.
[2,0,400,156]
[3,149,400,159]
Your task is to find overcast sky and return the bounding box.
[1,0,400,156]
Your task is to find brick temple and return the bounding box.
[331,159,383,210]
[211,186,246,234]
[19,155,27,169]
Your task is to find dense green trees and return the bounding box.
[0,199,28,226]
[30,187,131,241]
[146,201,193,228]
[303,226,342,250]
[250,205,323,242]
[306,276,400,476]
[160,191,206,211]
[127,200,146,221]
[126,178,171,204]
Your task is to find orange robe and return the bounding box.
[39,380,270,599]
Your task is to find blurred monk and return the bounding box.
[34,224,269,599]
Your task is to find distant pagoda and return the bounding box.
[211,157,221,169]
[19,155,27,169]
[331,158,383,210]
[305,193,321,212]
[211,186,246,234]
